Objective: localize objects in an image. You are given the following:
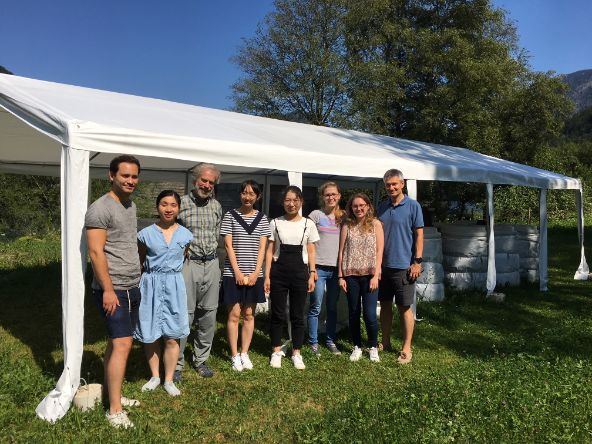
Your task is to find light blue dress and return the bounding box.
[134,223,193,343]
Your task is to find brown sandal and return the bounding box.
[397,351,413,364]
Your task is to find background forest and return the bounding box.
[1,0,591,235]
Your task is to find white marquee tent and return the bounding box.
[0,74,588,421]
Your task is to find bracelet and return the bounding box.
[309,269,317,273]
[338,276,344,279]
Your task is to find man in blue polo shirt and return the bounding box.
[377,169,424,364]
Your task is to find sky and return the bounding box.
[1,0,591,111]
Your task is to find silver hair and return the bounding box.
[383,169,405,182]
[191,163,221,183]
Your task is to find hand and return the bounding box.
[103,290,120,316]
[369,275,380,291]
[408,263,422,281]
[264,277,271,294]
[235,270,246,286]
[247,273,258,286]
[307,275,315,293]
[339,277,347,293]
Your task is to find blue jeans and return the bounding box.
[308,266,340,345]
[345,275,378,348]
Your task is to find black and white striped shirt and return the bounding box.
[220,210,271,277]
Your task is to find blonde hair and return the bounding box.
[345,193,375,233]
[318,181,344,224]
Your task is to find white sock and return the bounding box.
[141,376,160,392]
[163,381,180,397]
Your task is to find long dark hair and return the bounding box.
[280,185,303,202]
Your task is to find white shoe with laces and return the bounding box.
[369,347,380,362]
[240,352,254,370]
[106,410,133,429]
[270,351,285,368]
[291,354,306,370]
[231,354,244,372]
[350,346,363,362]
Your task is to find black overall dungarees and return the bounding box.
[269,218,309,350]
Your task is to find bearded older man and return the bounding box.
[175,163,222,380]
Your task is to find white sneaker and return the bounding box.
[231,354,244,372]
[270,351,285,368]
[350,346,363,362]
[291,354,306,370]
[106,410,133,429]
[369,347,380,362]
[240,352,254,370]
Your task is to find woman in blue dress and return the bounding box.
[135,190,192,396]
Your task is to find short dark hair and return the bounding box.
[281,185,303,203]
[240,179,262,198]
[156,189,181,207]
[109,155,141,175]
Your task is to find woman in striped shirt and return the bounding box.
[221,180,271,371]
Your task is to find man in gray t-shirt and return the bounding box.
[85,155,141,429]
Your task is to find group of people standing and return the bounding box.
[85,155,423,428]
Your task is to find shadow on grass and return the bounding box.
[1,226,590,382]
[415,226,592,360]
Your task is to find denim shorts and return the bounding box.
[93,287,141,338]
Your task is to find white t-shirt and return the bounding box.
[269,216,320,264]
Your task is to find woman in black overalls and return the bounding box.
[264,186,319,370]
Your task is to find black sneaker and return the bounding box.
[194,362,214,378]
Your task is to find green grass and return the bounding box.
[1,227,591,442]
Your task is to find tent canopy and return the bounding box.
[0,74,580,189]
[0,74,587,423]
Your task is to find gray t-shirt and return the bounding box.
[85,193,141,290]
[308,210,340,267]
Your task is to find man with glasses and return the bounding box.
[175,163,222,380]
[377,169,424,364]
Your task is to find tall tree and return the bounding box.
[231,0,349,126]
[344,0,572,163]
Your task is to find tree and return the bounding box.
[343,0,572,163]
[231,0,349,126]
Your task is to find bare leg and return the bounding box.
[397,304,415,353]
[380,301,393,350]
[144,340,162,378]
[227,303,241,356]
[163,338,180,382]
[240,304,256,353]
[105,336,133,414]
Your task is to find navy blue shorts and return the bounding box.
[378,267,415,306]
[93,287,141,338]
[222,276,266,306]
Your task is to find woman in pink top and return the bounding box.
[338,193,384,362]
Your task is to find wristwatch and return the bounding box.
[413,257,423,264]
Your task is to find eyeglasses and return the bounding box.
[324,193,339,198]
[283,199,300,205]
[352,204,368,209]
[241,191,257,197]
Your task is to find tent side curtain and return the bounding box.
[36,146,89,422]
[574,185,589,280]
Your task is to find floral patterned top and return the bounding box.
[341,224,377,277]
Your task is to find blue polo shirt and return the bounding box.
[377,196,424,269]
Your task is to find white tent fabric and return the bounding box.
[0,74,587,421]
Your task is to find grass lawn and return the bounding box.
[0,226,591,443]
